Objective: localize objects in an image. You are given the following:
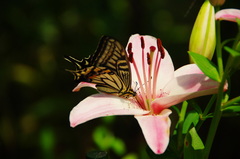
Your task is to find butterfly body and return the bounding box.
[65,36,136,98]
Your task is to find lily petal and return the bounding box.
[72,82,97,92]
[174,64,203,77]
[153,74,222,108]
[216,9,240,22]
[156,64,202,95]
[127,34,174,89]
[155,48,175,90]
[70,94,149,127]
[135,109,172,154]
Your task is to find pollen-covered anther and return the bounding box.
[157,38,165,59]
[140,36,145,49]
[147,53,151,65]
[127,42,133,54]
[127,42,134,63]
[129,52,134,63]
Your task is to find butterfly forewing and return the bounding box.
[90,37,121,66]
[65,36,135,98]
[93,36,133,93]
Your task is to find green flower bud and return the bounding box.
[189,0,216,63]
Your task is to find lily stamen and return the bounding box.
[127,42,148,110]
[140,37,150,107]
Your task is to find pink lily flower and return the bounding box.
[69,34,223,154]
[215,9,240,22]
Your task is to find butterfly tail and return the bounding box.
[64,55,86,70]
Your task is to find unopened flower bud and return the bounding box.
[189,0,216,63]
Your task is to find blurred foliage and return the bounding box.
[0,0,240,159]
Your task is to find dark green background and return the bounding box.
[1,0,240,158]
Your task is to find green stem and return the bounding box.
[177,101,188,151]
[203,6,225,158]
[203,73,226,159]
[215,7,223,77]
[196,95,217,131]
[202,95,217,117]
[232,25,240,50]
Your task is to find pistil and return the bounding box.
[139,36,153,111]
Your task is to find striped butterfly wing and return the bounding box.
[91,36,134,96]
[65,36,135,98]
[88,69,136,98]
[89,71,129,96]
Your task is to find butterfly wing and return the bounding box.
[65,36,135,97]
[91,36,133,93]
[64,36,125,70]
[89,70,136,98]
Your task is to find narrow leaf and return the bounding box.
[224,46,240,57]
[223,106,240,113]
[224,46,240,72]
[188,51,220,82]
[222,96,240,108]
[222,105,240,117]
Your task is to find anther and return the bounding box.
[128,52,134,63]
[157,38,165,59]
[127,43,134,63]
[147,53,151,65]
[127,42,132,54]
[140,36,145,49]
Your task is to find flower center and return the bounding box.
[127,36,165,113]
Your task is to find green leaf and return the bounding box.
[111,138,126,155]
[188,51,220,82]
[188,100,203,114]
[236,18,240,27]
[93,126,115,150]
[223,106,240,112]
[224,46,240,72]
[122,153,138,159]
[224,46,240,57]
[40,128,55,159]
[184,127,204,159]
[222,96,240,108]
[101,116,116,124]
[183,111,199,134]
[189,127,204,150]
[222,105,240,117]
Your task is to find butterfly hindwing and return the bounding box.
[91,72,124,95]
